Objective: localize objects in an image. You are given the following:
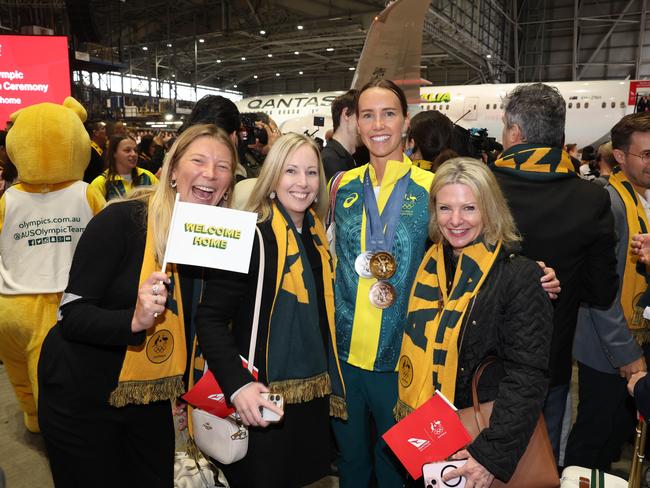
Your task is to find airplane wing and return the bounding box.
[351,0,432,104]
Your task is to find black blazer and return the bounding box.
[493,170,618,385]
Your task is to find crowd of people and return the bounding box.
[2,79,650,488]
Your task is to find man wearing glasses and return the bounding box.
[567,112,650,470]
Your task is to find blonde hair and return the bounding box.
[120,123,237,264]
[245,133,328,222]
[428,157,520,247]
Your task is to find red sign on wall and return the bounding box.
[629,80,650,106]
[0,35,71,129]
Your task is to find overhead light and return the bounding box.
[142,46,148,51]
[241,56,246,61]
[166,43,172,48]
[267,53,273,58]
[199,38,205,43]
[253,75,258,79]
[326,47,334,52]
[275,72,280,76]
[486,54,492,59]
[297,25,304,30]
[165,113,174,121]
[299,71,303,75]
[294,51,299,55]
[349,67,355,70]
[233,84,238,88]
[216,59,222,63]
[259,29,266,35]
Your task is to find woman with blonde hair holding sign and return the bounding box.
[195,132,347,487]
[38,123,236,487]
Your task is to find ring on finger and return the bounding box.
[152,284,159,295]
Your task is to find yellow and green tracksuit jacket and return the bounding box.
[333,155,434,372]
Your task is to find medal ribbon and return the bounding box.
[363,169,411,253]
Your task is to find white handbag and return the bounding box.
[191,227,265,465]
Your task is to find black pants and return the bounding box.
[39,397,174,488]
[564,361,637,470]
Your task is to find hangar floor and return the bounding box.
[0,362,640,487]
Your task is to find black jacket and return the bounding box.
[494,168,617,385]
[194,219,328,401]
[451,249,553,482]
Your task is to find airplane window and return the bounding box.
[602,102,606,108]
[493,104,497,109]
[568,103,572,109]
[500,104,503,109]
[486,104,490,110]
[576,102,581,109]
[433,105,437,110]
[585,102,589,108]
[473,104,476,110]
[446,104,449,110]
[611,102,616,108]
[620,102,626,108]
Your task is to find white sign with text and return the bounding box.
[163,198,257,274]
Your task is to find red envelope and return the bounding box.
[182,356,258,418]
[382,392,472,479]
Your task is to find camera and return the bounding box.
[313,115,325,127]
[422,460,467,488]
[239,112,269,146]
[259,392,284,422]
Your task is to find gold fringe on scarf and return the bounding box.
[609,170,650,343]
[395,240,501,419]
[109,198,187,407]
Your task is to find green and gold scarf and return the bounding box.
[493,143,575,180]
[109,199,187,407]
[608,169,650,343]
[267,201,347,419]
[395,239,501,419]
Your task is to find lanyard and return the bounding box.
[363,168,411,253]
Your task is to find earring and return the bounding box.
[314,196,318,203]
[170,179,177,188]
[401,130,408,138]
[269,191,276,199]
[222,191,229,202]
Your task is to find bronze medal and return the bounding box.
[369,251,397,280]
[369,281,396,309]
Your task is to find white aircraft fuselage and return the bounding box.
[236,79,639,149]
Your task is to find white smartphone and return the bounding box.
[259,392,284,422]
[422,459,467,488]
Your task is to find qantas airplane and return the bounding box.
[236,80,645,149]
[235,0,648,148]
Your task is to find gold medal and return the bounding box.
[369,281,396,309]
[369,251,397,280]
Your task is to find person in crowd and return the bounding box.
[137,134,165,175]
[566,112,650,470]
[38,124,236,487]
[321,89,360,181]
[83,120,107,183]
[194,133,346,487]
[90,134,158,201]
[0,130,17,197]
[592,141,617,187]
[636,95,649,114]
[493,82,618,461]
[405,110,455,172]
[565,143,581,172]
[329,79,433,487]
[579,145,597,180]
[396,158,553,487]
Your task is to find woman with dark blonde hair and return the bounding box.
[396,158,553,487]
[195,133,346,487]
[38,124,236,487]
[90,133,158,201]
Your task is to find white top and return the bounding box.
[0,181,95,294]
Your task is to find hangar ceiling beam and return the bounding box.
[636,0,647,77]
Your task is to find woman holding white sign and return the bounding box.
[195,133,347,487]
[38,124,236,487]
